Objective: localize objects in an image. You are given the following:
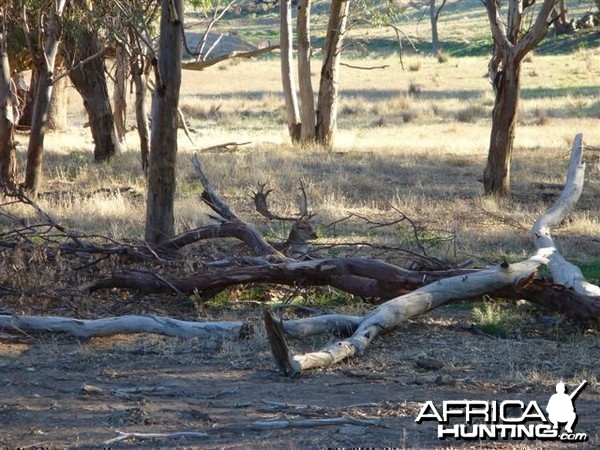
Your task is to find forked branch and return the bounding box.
[264,134,600,376]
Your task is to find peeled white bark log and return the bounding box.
[266,249,552,376]
[280,313,364,338]
[532,133,600,297]
[0,315,245,340]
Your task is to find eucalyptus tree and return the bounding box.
[22,0,67,196]
[62,1,121,162]
[280,0,351,148]
[0,8,17,184]
[483,0,557,196]
[145,0,184,244]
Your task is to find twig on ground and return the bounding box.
[340,62,389,70]
[104,430,208,445]
[197,141,251,153]
[250,416,381,430]
[103,415,381,444]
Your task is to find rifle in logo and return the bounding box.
[546,380,587,433]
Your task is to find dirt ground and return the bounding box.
[1,305,598,449]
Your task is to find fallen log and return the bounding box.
[273,278,600,340]
[531,133,600,297]
[0,314,247,340]
[160,221,282,256]
[265,249,553,376]
[263,133,600,375]
[83,258,476,298]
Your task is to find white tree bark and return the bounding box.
[0,315,244,340]
[532,133,600,297]
[280,0,301,142]
[267,249,553,376]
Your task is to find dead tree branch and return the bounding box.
[262,134,600,376]
[160,222,282,257]
[265,249,553,376]
[192,153,239,221]
[0,314,247,340]
[83,258,477,298]
[531,133,600,297]
[182,45,281,71]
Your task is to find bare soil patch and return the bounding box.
[1,304,598,449]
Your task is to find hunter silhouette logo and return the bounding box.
[415,380,588,442]
[546,380,586,434]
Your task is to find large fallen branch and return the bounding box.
[263,133,600,376]
[265,249,553,376]
[0,314,247,340]
[532,133,600,297]
[84,258,477,298]
[160,221,281,256]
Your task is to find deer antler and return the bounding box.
[297,179,316,220]
[252,183,297,221]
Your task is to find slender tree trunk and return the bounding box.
[551,0,573,35]
[131,51,150,177]
[0,10,16,184]
[113,43,128,144]
[24,73,53,195]
[429,0,440,55]
[297,0,316,142]
[280,0,301,142]
[47,69,68,131]
[145,0,183,244]
[316,0,350,148]
[24,1,67,196]
[66,31,120,162]
[484,56,521,196]
[18,68,36,128]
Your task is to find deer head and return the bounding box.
[252,180,317,255]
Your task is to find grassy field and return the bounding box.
[24,45,600,267]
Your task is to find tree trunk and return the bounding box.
[483,56,520,196]
[280,0,301,142]
[66,31,120,162]
[297,0,316,142]
[429,0,440,55]
[316,0,350,149]
[46,69,68,131]
[24,72,52,195]
[0,11,17,184]
[552,0,573,35]
[113,43,128,144]
[23,1,67,196]
[483,0,557,196]
[145,0,183,244]
[131,53,150,177]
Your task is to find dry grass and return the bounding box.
[6,47,600,269]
